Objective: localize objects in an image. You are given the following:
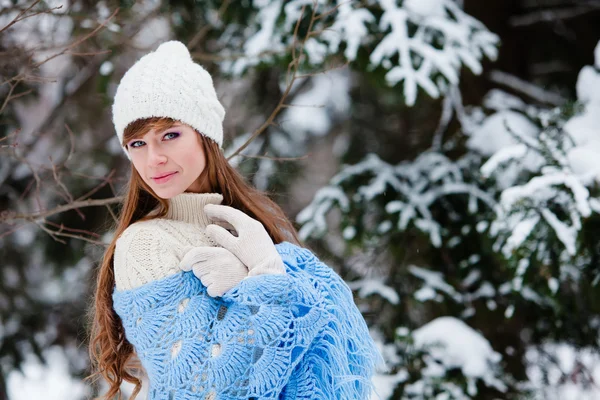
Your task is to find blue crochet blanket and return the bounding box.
[112,242,381,399]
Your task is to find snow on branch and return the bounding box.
[219,0,499,106]
[376,316,508,399]
[474,53,600,287]
[297,151,496,246]
[488,70,567,106]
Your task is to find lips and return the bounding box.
[152,172,177,179]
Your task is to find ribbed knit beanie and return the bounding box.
[112,41,225,158]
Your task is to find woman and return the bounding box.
[87,40,381,400]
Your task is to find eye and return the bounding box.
[164,131,180,140]
[129,140,144,148]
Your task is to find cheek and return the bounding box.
[130,158,146,179]
[180,151,206,173]
[193,154,207,173]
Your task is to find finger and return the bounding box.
[200,272,216,287]
[205,224,238,250]
[179,247,209,271]
[206,284,222,298]
[204,204,254,232]
[192,261,212,278]
[179,246,223,272]
[191,248,237,277]
[211,220,237,236]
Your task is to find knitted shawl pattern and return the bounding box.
[112,241,381,400]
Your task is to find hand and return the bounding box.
[178,246,248,297]
[204,204,286,277]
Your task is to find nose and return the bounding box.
[147,143,167,166]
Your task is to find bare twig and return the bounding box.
[0,82,33,115]
[236,153,312,162]
[0,129,20,149]
[187,0,231,50]
[63,124,76,165]
[75,170,118,202]
[3,8,119,86]
[0,197,124,225]
[11,144,44,211]
[50,156,76,205]
[510,5,600,27]
[313,0,351,21]
[35,220,105,246]
[0,0,62,35]
[44,220,101,238]
[280,103,326,109]
[191,44,297,63]
[105,204,119,225]
[488,70,567,106]
[0,223,29,240]
[0,5,170,245]
[294,59,350,80]
[228,0,339,161]
[67,50,112,57]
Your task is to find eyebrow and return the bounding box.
[154,125,182,135]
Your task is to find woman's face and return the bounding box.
[127,122,208,198]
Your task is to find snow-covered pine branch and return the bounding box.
[297,151,496,246]
[372,317,508,400]
[454,40,600,298]
[219,0,499,106]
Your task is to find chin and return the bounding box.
[151,186,185,199]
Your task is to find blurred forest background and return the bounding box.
[2,0,600,399]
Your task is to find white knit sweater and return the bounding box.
[113,192,223,291]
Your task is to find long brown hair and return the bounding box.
[86,117,301,399]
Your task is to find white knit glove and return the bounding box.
[178,246,249,297]
[204,204,286,277]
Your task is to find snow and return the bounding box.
[576,66,600,105]
[347,278,401,304]
[548,277,559,294]
[298,151,496,247]
[504,214,540,254]
[467,110,540,158]
[482,88,527,111]
[524,342,600,400]
[297,185,349,240]
[369,329,408,399]
[323,3,375,62]
[564,65,600,180]
[478,44,600,190]
[280,70,351,139]
[488,70,567,106]
[223,0,497,106]
[403,0,447,17]
[7,346,90,400]
[469,110,550,189]
[504,305,515,318]
[99,60,114,76]
[493,167,592,258]
[409,265,463,302]
[132,16,170,49]
[462,270,481,287]
[12,225,36,247]
[342,225,356,239]
[478,50,600,264]
[371,370,409,400]
[540,208,578,255]
[480,143,527,178]
[244,0,282,57]
[472,282,496,299]
[412,317,506,394]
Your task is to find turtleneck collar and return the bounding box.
[164,192,224,227]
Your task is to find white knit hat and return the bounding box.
[112,40,225,158]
